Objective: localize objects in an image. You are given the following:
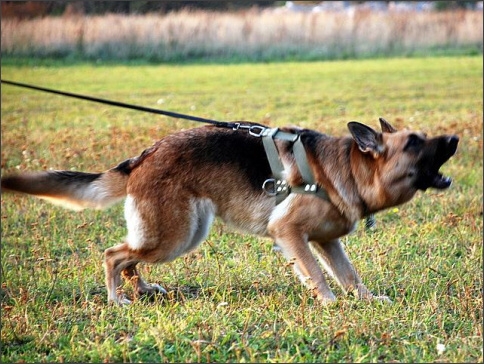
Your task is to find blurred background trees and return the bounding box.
[2,1,481,19]
[1,1,276,18]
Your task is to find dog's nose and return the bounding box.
[445,135,459,156]
[447,135,459,144]
[447,135,459,147]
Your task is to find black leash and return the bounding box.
[1,79,237,129]
[2,78,376,229]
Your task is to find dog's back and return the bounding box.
[0,124,270,211]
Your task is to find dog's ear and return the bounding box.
[379,117,397,133]
[348,122,384,158]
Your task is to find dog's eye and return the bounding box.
[404,134,425,151]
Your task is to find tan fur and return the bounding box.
[1,118,458,305]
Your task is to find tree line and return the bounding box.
[1,1,278,18]
[1,1,480,18]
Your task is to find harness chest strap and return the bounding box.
[260,127,329,204]
[259,127,376,229]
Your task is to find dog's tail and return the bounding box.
[1,160,135,211]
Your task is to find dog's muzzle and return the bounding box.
[415,134,459,191]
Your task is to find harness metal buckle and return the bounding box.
[262,179,277,196]
[262,178,289,197]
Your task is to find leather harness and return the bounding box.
[236,124,375,229]
[231,123,329,204]
[260,127,329,204]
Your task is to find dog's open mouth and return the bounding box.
[415,135,459,191]
[416,169,453,190]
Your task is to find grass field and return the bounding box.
[1,56,483,363]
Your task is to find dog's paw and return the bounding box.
[373,295,393,304]
[148,283,167,295]
[138,283,167,296]
[314,289,337,305]
[119,296,133,305]
[353,284,392,303]
[319,296,338,305]
[108,296,132,306]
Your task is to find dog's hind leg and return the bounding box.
[310,239,391,303]
[122,264,167,298]
[104,242,140,305]
[105,196,216,305]
[104,244,167,305]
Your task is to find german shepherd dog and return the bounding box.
[1,118,458,305]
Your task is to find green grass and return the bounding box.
[1,56,482,363]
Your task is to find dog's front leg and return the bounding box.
[272,230,337,304]
[311,239,391,303]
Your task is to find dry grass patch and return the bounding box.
[1,9,482,61]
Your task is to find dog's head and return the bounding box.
[348,118,459,210]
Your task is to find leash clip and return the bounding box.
[232,123,266,137]
[248,125,266,137]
